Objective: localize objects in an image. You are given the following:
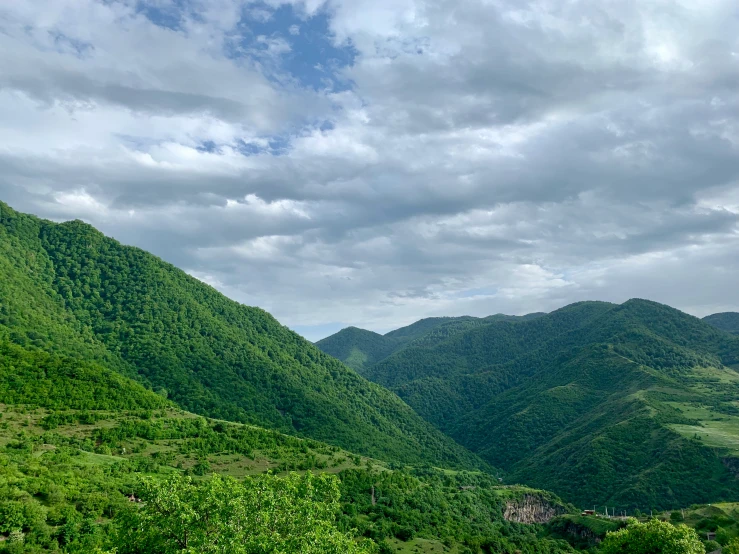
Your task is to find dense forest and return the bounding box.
[316,313,545,372]
[0,200,483,470]
[319,300,739,509]
[705,312,739,335]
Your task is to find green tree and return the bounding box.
[715,526,731,546]
[704,540,721,553]
[724,537,739,554]
[600,519,704,554]
[113,472,376,554]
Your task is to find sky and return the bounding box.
[1,0,739,341]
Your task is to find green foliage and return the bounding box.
[337,467,574,553]
[316,314,546,375]
[315,327,401,372]
[113,472,375,554]
[0,405,575,553]
[704,540,721,552]
[724,537,739,554]
[0,338,169,411]
[599,519,704,554]
[0,200,483,470]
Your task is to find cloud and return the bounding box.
[1,0,739,341]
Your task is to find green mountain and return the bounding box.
[314,326,400,372]
[316,312,546,373]
[330,299,739,510]
[0,200,483,470]
[704,312,739,334]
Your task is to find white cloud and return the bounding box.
[1,0,739,340]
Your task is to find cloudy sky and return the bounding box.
[1,0,739,340]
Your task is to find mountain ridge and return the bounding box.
[319,297,739,509]
[316,311,548,373]
[0,200,485,470]
[704,312,739,335]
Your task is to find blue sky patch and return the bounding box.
[136,1,356,91]
[135,0,190,31]
[235,2,356,92]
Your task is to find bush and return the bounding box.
[601,519,703,554]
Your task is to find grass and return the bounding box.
[383,537,460,553]
[666,401,739,455]
[0,404,380,480]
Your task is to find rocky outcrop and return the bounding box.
[548,518,605,547]
[503,493,567,524]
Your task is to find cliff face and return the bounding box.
[503,493,567,524]
[554,520,603,546]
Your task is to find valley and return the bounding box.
[1,200,738,553]
[319,299,739,511]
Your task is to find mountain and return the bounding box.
[314,326,400,372]
[331,299,739,510]
[704,312,739,334]
[316,312,546,373]
[0,200,484,470]
[0,307,572,553]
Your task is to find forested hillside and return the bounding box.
[316,312,546,373]
[0,201,483,470]
[328,299,739,509]
[705,312,739,334]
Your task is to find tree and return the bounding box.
[715,526,731,546]
[704,540,721,553]
[113,472,376,554]
[724,537,739,554]
[599,519,704,554]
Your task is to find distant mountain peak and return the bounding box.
[704,312,739,334]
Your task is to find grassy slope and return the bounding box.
[0,201,483,470]
[0,401,574,553]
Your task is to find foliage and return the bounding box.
[338,467,574,552]
[113,472,375,554]
[599,519,704,554]
[0,338,169,411]
[724,537,739,554]
[316,314,545,374]
[0,404,574,553]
